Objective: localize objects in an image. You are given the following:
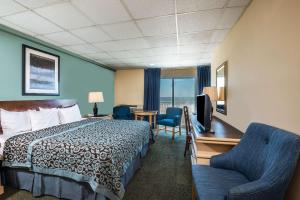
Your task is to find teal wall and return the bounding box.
[0,28,115,115]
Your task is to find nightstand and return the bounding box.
[83,114,112,120]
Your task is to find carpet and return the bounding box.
[1,130,192,200]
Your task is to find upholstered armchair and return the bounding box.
[192,123,300,200]
[156,107,183,143]
[112,105,133,120]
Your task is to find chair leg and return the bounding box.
[156,125,159,136]
[192,184,196,200]
[165,126,167,133]
[179,125,181,135]
[172,127,175,143]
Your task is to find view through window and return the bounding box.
[160,77,195,116]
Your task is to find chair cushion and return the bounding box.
[157,119,176,127]
[192,165,249,200]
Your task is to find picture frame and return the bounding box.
[22,44,60,96]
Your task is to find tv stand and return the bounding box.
[190,115,243,165]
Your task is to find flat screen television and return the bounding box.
[197,94,212,132]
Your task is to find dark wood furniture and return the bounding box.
[0,99,76,196]
[183,106,192,157]
[190,115,243,165]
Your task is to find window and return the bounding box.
[160,77,195,114]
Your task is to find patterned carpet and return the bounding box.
[1,130,192,200]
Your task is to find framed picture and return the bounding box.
[22,45,60,96]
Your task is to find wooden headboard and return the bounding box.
[0,99,76,134]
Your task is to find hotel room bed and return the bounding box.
[0,100,151,200]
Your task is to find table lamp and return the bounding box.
[203,86,218,115]
[88,92,104,117]
[218,87,225,101]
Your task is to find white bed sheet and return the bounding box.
[0,118,87,158]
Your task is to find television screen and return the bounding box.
[197,94,212,132]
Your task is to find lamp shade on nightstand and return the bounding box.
[88,92,104,103]
[203,87,218,101]
[88,92,104,117]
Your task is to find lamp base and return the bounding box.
[93,103,98,117]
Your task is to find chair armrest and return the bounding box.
[210,151,235,169]
[157,114,167,121]
[228,180,278,200]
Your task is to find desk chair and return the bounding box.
[156,107,182,143]
[183,106,192,157]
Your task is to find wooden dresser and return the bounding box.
[190,115,243,165]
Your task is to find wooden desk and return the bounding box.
[134,111,158,128]
[190,115,243,165]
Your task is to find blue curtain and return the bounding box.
[197,65,211,94]
[143,68,161,111]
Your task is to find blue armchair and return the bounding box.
[192,123,300,200]
[156,107,183,143]
[112,105,133,120]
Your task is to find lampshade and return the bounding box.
[88,92,104,103]
[218,87,225,101]
[203,86,218,101]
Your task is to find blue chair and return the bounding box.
[192,123,300,200]
[156,107,183,143]
[112,105,133,120]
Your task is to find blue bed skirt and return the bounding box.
[2,143,149,200]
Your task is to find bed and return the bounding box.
[0,99,151,200]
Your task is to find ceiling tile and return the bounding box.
[0,0,27,17]
[144,35,177,48]
[178,44,208,54]
[35,35,61,45]
[111,49,156,58]
[35,3,93,29]
[210,29,229,43]
[65,44,100,54]
[151,46,177,56]
[217,7,245,29]
[176,0,227,13]
[137,15,176,36]
[179,30,213,45]
[123,0,174,19]
[70,26,111,43]
[108,50,138,59]
[95,38,150,51]
[178,9,222,34]
[71,0,131,24]
[4,11,62,34]
[15,0,67,9]
[0,18,36,36]
[86,52,112,60]
[101,21,142,40]
[43,31,85,46]
[227,0,251,7]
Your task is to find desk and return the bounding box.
[190,115,243,165]
[134,111,158,128]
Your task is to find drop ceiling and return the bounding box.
[0,0,251,69]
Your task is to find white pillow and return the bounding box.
[29,109,60,131]
[0,109,32,134]
[58,104,82,124]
